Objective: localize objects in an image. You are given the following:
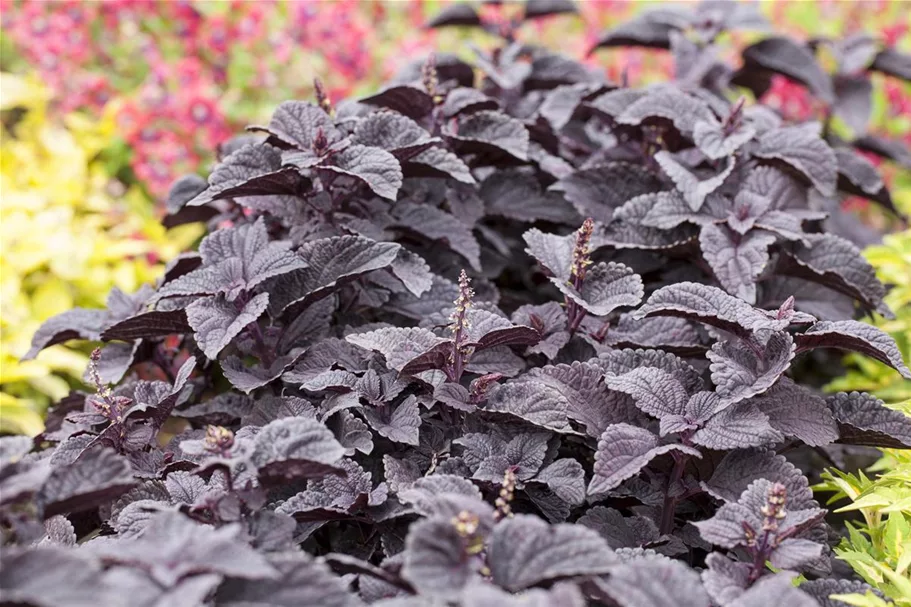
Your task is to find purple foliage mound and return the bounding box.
[6,1,911,605]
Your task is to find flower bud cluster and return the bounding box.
[204,425,235,456]
[569,218,594,284]
[494,467,517,521]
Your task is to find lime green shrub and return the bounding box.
[819,202,911,606]
[826,230,911,403]
[817,433,911,606]
[0,73,203,435]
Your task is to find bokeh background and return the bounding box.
[1,0,909,435]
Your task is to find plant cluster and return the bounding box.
[816,423,911,607]
[826,226,911,403]
[816,212,911,607]
[2,0,907,199]
[1,0,406,195]
[4,1,911,605]
[0,72,202,436]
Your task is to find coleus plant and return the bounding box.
[6,1,911,605]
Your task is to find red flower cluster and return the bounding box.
[3,0,907,201]
[2,0,390,196]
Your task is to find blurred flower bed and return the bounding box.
[0,0,909,434]
[1,0,908,197]
[0,73,203,434]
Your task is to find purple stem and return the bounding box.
[659,451,688,535]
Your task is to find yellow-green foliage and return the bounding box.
[819,217,911,606]
[827,230,911,403]
[0,72,203,436]
[817,426,911,607]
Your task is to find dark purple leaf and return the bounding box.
[216,553,356,607]
[528,360,645,437]
[37,447,136,518]
[24,308,108,360]
[827,391,911,448]
[267,236,403,315]
[401,517,475,599]
[523,227,575,281]
[188,145,308,208]
[465,308,541,351]
[618,88,716,135]
[250,417,346,484]
[590,10,689,51]
[692,400,783,450]
[695,479,825,550]
[800,579,880,607]
[636,282,783,340]
[745,377,838,446]
[577,506,660,549]
[524,0,578,20]
[699,223,776,304]
[589,424,700,494]
[780,233,890,316]
[694,117,756,160]
[740,37,834,102]
[755,125,837,196]
[352,112,440,159]
[319,144,403,200]
[167,173,207,211]
[252,101,341,150]
[708,331,796,407]
[346,327,447,373]
[655,151,735,212]
[0,548,112,606]
[605,314,704,356]
[101,310,190,342]
[703,448,816,509]
[425,3,483,28]
[833,75,872,136]
[552,261,644,317]
[487,514,617,591]
[186,292,269,360]
[482,170,579,223]
[362,396,422,445]
[639,191,729,230]
[835,147,900,216]
[551,162,664,223]
[222,352,303,394]
[485,379,572,433]
[392,203,481,270]
[404,146,476,183]
[870,47,911,81]
[604,368,688,427]
[728,572,819,607]
[537,83,589,130]
[159,219,306,300]
[446,110,530,161]
[796,320,911,379]
[442,87,500,117]
[852,133,911,169]
[533,458,586,505]
[602,194,698,251]
[593,558,711,607]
